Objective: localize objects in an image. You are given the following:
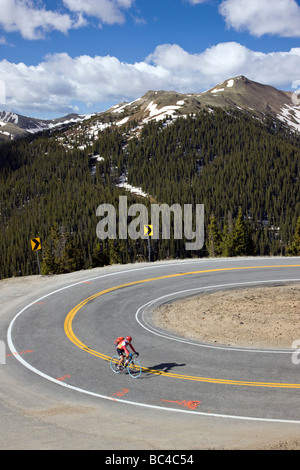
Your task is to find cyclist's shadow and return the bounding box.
[143,362,186,378]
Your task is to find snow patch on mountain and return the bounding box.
[0,111,19,124]
[143,101,182,123]
[116,116,130,126]
[211,88,224,93]
[111,98,140,114]
[2,76,300,144]
[278,104,300,132]
[210,78,234,93]
[117,181,148,197]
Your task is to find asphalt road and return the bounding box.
[2,257,300,449]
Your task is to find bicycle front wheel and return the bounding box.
[110,355,121,374]
[127,359,142,378]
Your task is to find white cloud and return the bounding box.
[0,0,135,39]
[1,42,300,116]
[219,0,300,37]
[186,0,208,4]
[0,36,8,44]
[0,0,82,40]
[146,42,300,91]
[62,0,134,25]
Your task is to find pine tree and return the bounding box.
[231,207,247,256]
[287,217,300,256]
[207,215,222,257]
[1,106,299,278]
[107,239,121,264]
[41,224,61,275]
[60,236,83,273]
[220,222,233,257]
[92,241,110,267]
[41,224,83,274]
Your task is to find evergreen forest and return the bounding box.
[0,107,299,279]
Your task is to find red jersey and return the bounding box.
[117,338,136,355]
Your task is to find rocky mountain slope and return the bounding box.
[0,111,89,142]
[108,75,300,132]
[0,76,299,142]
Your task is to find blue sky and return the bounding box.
[0,0,299,118]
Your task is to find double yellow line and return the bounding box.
[64,265,300,389]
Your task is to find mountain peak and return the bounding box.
[1,76,299,143]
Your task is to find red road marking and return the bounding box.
[6,349,33,357]
[161,399,201,410]
[112,388,129,397]
[56,375,71,381]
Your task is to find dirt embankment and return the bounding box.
[153,284,300,349]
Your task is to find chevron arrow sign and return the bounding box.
[31,238,41,251]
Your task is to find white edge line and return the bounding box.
[135,279,300,354]
[6,342,300,424]
[5,343,300,425]
[6,260,300,425]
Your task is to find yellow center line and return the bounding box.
[64,265,300,389]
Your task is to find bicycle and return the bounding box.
[110,353,142,378]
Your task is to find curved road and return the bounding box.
[3,257,300,448]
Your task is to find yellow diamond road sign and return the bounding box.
[144,225,153,236]
[31,238,41,251]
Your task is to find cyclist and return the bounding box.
[116,336,139,369]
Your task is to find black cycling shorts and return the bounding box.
[116,348,124,356]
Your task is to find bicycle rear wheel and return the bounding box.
[110,355,121,374]
[127,359,142,378]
